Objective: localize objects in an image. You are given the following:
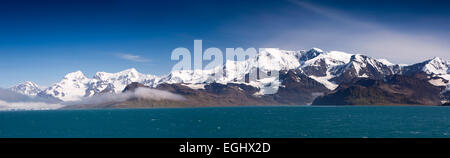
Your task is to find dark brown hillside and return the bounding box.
[313,75,442,106]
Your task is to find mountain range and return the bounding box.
[8,48,450,108]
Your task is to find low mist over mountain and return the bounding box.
[5,48,450,110]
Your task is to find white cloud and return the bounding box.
[117,53,150,62]
[64,87,185,106]
[0,100,64,111]
[0,87,186,110]
[0,88,64,110]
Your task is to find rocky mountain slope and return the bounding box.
[312,75,443,105]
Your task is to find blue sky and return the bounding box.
[0,0,449,87]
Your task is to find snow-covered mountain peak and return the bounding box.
[377,59,394,66]
[119,68,139,74]
[346,55,374,72]
[300,48,326,62]
[94,68,143,80]
[301,50,352,68]
[256,48,302,71]
[92,68,159,94]
[161,69,208,84]
[348,54,382,67]
[422,57,449,88]
[350,54,365,61]
[311,48,324,52]
[40,68,159,102]
[297,50,354,90]
[64,70,88,80]
[43,71,91,102]
[23,81,39,87]
[326,51,353,62]
[160,48,302,95]
[349,54,397,68]
[9,81,42,96]
[431,57,444,62]
[423,57,448,75]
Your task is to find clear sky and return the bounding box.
[0,0,449,87]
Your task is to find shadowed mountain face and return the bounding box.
[312,75,443,106]
[272,70,330,104]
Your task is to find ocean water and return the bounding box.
[1,106,450,138]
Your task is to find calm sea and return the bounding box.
[1,106,450,138]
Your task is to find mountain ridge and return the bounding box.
[9,48,450,106]
[9,81,42,96]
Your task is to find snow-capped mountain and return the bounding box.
[331,54,400,84]
[90,68,159,95]
[9,81,42,96]
[299,50,352,89]
[402,57,449,88]
[403,57,448,75]
[40,68,159,101]
[422,57,448,75]
[299,48,325,62]
[40,71,91,101]
[161,48,303,83]
[159,48,303,94]
[11,48,449,103]
[298,50,400,90]
[158,48,403,93]
[422,58,449,88]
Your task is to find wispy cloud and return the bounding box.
[287,0,378,29]
[117,53,150,62]
[64,87,185,106]
[274,0,450,64]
